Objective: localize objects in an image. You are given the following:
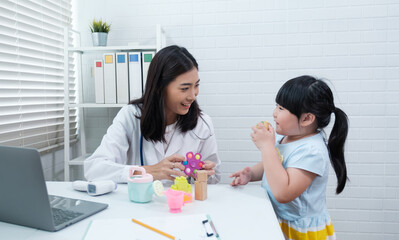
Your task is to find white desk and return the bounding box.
[0,182,284,240]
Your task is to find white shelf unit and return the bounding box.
[63,25,165,181]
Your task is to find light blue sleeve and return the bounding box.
[284,144,325,176]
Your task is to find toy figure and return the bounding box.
[182,152,205,178]
[171,176,192,194]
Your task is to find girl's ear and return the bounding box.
[300,113,316,127]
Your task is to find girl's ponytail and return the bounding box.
[328,107,349,194]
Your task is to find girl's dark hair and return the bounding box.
[275,75,349,194]
[130,45,201,142]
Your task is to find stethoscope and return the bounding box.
[139,115,213,166]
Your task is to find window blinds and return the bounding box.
[0,0,76,152]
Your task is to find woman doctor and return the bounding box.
[84,45,221,184]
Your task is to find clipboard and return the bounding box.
[82,214,220,240]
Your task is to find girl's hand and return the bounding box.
[251,122,276,152]
[142,154,187,181]
[229,167,252,186]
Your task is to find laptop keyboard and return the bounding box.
[52,208,84,226]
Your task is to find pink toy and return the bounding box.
[164,189,192,213]
[183,152,204,178]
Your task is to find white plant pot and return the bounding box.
[92,32,108,46]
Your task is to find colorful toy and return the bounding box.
[195,170,207,201]
[276,148,284,163]
[164,188,192,213]
[183,152,204,178]
[261,120,270,129]
[258,121,284,163]
[171,176,192,194]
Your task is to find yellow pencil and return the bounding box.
[132,218,175,239]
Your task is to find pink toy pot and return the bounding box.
[164,189,185,213]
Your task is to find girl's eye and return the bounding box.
[276,104,284,110]
[195,83,200,87]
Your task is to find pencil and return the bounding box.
[131,218,175,239]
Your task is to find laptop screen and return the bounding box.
[0,146,108,231]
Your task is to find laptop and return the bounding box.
[0,146,108,232]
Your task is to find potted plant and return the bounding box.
[90,18,111,46]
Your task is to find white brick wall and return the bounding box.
[71,0,399,238]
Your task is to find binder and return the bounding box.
[94,60,104,103]
[141,51,155,92]
[128,52,142,100]
[103,53,117,103]
[115,52,129,103]
[83,214,220,240]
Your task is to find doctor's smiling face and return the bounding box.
[164,67,199,125]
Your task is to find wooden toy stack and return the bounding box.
[195,170,207,201]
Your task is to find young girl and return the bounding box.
[230,75,348,240]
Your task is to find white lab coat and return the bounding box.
[84,104,221,183]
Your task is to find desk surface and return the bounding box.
[0,182,284,240]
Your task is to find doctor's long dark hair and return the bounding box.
[130,45,201,142]
[275,76,349,194]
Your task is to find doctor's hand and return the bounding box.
[199,160,216,177]
[143,154,187,181]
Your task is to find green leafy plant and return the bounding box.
[90,18,111,33]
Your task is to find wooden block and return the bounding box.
[196,170,207,182]
[194,181,207,201]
